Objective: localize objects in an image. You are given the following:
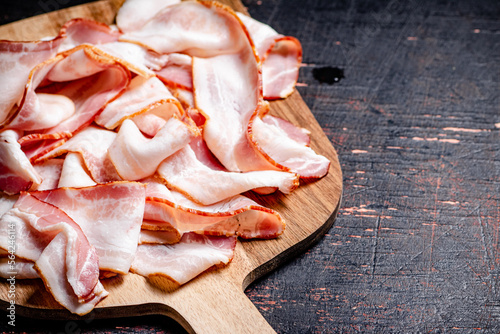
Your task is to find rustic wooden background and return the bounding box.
[1,0,499,333]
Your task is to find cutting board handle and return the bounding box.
[164,273,276,334]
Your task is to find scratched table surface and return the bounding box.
[1,0,500,333]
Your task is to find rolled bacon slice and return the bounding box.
[143,178,286,239]
[108,117,199,181]
[237,13,302,99]
[31,182,146,274]
[0,192,105,314]
[130,233,236,285]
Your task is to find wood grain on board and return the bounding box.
[0,1,342,333]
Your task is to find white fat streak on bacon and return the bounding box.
[0,130,42,195]
[0,37,64,125]
[116,0,180,33]
[143,178,285,239]
[119,1,247,57]
[130,233,236,285]
[156,144,298,205]
[36,125,119,183]
[109,117,198,181]
[34,158,64,191]
[31,182,146,274]
[0,193,104,313]
[251,116,330,178]
[237,13,302,99]
[96,76,182,130]
[0,257,38,279]
[58,153,97,188]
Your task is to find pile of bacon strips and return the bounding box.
[0,0,330,315]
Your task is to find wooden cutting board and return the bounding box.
[0,1,342,333]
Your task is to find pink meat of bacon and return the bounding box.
[131,233,237,285]
[31,182,146,274]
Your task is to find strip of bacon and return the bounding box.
[96,75,183,130]
[109,117,199,181]
[58,153,97,188]
[237,13,302,99]
[251,115,331,178]
[130,233,236,285]
[34,158,64,191]
[116,0,181,33]
[119,1,248,57]
[31,182,146,274]
[143,179,285,239]
[35,125,119,183]
[156,144,298,205]
[155,53,193,90]
[0,193,105,314]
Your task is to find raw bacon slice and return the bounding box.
[0,130,42,195]
[251,115,331,178]
[156,144,298,205]
[237,13,302,99]
[130,233,236,285]
[0,37,64,125]
[143,178,285,239]
[108,117,199,181]
[119,1,249,57]
[116,0,181,33]
[139,228,181,245]
[58,18,121,52]
[97,42,169,77]
[58,153,96,188]
[0,193,105,314]
[35,125,119,183]
[193,54,274,172]
[96,75,183,130]
[35,233,108,315]
[31,182,146,274]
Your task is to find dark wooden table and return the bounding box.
[1,0,499,333]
